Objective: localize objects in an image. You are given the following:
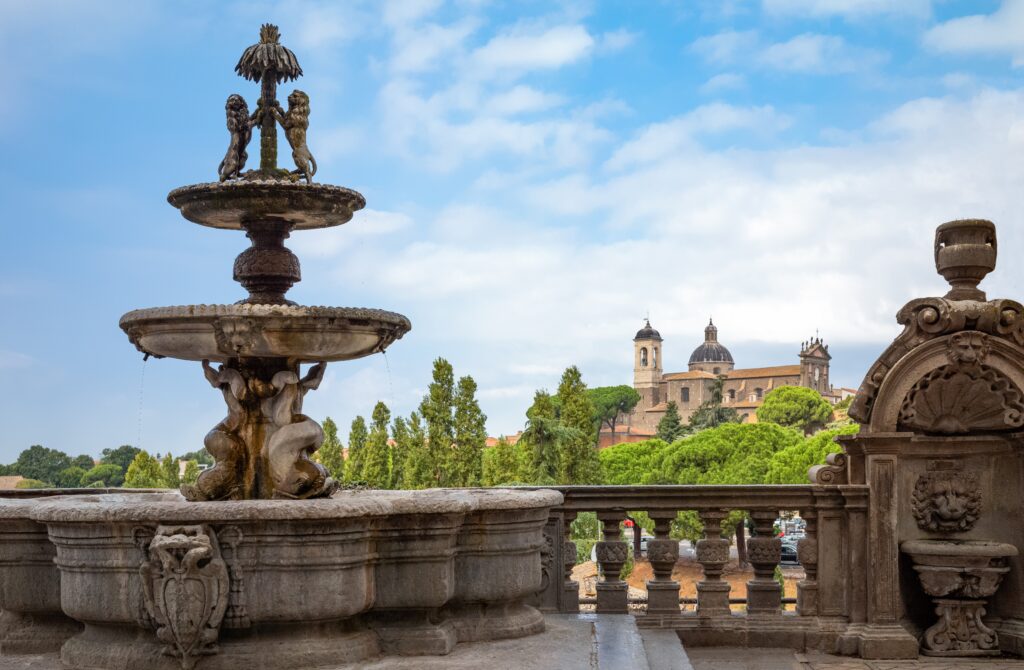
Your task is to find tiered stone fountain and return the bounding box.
[0,24,560,670]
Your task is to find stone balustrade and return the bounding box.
[532,484,869,651]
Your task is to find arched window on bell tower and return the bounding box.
[640,347,648,367]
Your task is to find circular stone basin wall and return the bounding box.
[29,488,561,670]
[0,489,150,655]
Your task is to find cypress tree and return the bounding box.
[390,416,409,489]
[419,358,456,487]
[452,375,486,486]
[345,416,368,483]
[317,417,345,481]
[657,401,687,443]
[402,411,431,489]
[362,402,392,488]
[556,366,602,484]
[160,453,180,489]
[521,390,564,484]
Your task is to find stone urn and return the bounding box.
[933,219,996,301]
[901,539,1018,656]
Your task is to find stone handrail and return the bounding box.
[530,483,865,648]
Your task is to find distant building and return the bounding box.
[619,319,841,440]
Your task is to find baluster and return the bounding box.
[696,509,730,617]
[746,509,782,616]
[562,511,579,613]
[595,510,628,613]
[645,511,680,616]
[796,509,818,616]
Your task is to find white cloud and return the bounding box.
[924,0,1024,66]
[484,86,567,115]
[763,0,931,20]
[290,209,414,258]
[472,24,596,72]
[390,18,479,73]
[759,33,884,73]
[0,350,32,370]
[598,28,638,52]
[606,103,791,169]
[700,73,746,94]
[691,30,886,74]
[691,30,758,65]
[382,0,444,27]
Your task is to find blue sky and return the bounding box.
[2,0,1024,462]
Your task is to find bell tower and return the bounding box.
[634,319,663,405]
[799,337,831,394]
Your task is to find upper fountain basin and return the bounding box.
[120,303,411,362]
[168,180,366,230]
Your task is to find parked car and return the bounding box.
[779,538,800,565]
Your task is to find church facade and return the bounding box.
[617,319,840,441]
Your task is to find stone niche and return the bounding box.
[840,219,1024,657]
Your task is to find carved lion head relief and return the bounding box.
[911,470,981,533]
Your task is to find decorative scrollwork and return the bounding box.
[849,297,1024,426]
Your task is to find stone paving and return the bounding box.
[7,623,1024,669]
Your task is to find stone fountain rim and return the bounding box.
[28,488,564,524]
[119,303,412,327]
[0,489,159,518]
[167,180,367,231]
[901,539,1019,558]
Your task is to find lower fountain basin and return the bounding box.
[24,488,561,669]
[120,304,411,362]
[0,490,151,654]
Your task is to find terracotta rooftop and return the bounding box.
[486,431,523,448]
[645,402,669,412]
[726,365,801,379]
[662,370,716,381]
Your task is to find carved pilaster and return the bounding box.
[696,509,730,617]
[746,510,781,616]
[595,511,628,613]
[645,511,680,616]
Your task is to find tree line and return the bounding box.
[315,357,489,489]
[0,444,211,489]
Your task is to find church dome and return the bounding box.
[634,319,662,341]
[688,319,733,365]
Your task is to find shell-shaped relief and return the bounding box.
[899,364,1024,434]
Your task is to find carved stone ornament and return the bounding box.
[809,451,848,485]
[595,541,628,565]
[923,599,999,656]
[898,333,1024,434]
[212,318,261,356]
[695,538,730,565]
[140,525,230,670]
[911,470,982,533]
[537,532,555,593]
[646,539,679,565]
[746,537,782,566]
[796,537,818,566]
